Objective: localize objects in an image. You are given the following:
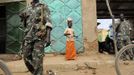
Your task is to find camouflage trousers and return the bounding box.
[116,36,133,60]
[23,40,44,75]
[117,36,131,50]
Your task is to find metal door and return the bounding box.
[41,0,83,53]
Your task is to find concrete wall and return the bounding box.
[82,0,98,55]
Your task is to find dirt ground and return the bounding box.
[0,50,121,75]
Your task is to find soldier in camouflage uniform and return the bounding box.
[19,0,52,75]
[115,14,132,50]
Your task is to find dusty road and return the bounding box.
[0,51,120,75]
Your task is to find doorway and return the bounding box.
[0,5,6,53]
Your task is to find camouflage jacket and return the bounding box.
[115,19,132,37]
[20,3,52,42]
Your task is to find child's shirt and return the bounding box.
[64,28,75,41]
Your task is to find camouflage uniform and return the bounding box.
[20,2,52,75]
[115,19,132,50]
